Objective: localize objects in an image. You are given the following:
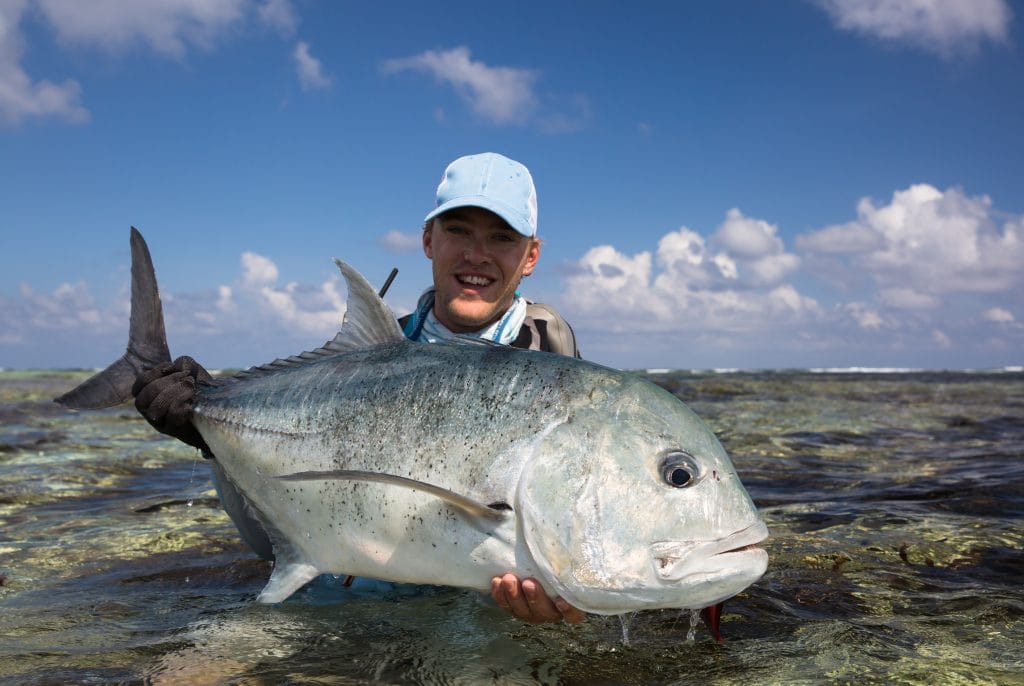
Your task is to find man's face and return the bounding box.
[423,206,540,333]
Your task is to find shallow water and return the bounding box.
[1,369,1021,685]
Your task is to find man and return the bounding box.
[134,152,584,624]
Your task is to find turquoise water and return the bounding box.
[0,369,1021,684]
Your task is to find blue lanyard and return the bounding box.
[403,291,433,341]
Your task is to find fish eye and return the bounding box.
[660,451,700,488]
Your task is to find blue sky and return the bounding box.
[2,0,1022,371]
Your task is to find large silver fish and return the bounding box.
[57,228,768,621]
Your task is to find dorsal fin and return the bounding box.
[328,258,406,350]
[227,259,407,382]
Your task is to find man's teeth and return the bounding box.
[459,275,492,286]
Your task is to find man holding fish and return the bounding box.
[133,152,587,625]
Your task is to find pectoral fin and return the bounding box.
[275,470,512,522]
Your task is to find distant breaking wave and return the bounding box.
[638,366,1024,375]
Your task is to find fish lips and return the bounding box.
[650,521,770,585]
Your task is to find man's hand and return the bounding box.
[132,355,213,452]
[490,573,585,625]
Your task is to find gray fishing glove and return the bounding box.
[132,356,213,453]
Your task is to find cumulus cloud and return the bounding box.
[139,251,346,342]
[0,280,117,344]
[382,46,538,126]
[561,190,1024,366]
[565,209,817,338]
[0,0,89,125]
[814,0,1013,57]
[713,208,786,259]
[0,251,341,341]
[240,251,279,288]
[293,40,331,91]
[797,184,1024,301]
[1,0,316,126]
[788,183,1024,361]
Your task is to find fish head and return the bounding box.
[516,376,768,615]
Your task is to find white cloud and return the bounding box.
[159,252,346,342]
[795,222,883,254]
[790,183,1024,358]
[878,288,940,310]
[0,0,88,125]
[257,0,297,35]
[215,284,234,312]
[713,208,785,259]
[382,46,538,126]
[843,302,884,330]
[237,252,346,336]
[240,251,278,288]
[1,0,317,126]
[0,280,117,344]
[561,193,1024,367]
[35,0,249,58]
[379,230,423,254]
[566,210,818,338]
[710,209,801,287]
[293,40,331,91]
[797,184,1024,302]
[984,307,1014,323]
[815,0,1013,57]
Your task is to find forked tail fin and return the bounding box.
[55,227,172,409]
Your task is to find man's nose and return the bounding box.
[463,239,491,263]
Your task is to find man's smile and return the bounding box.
[456,274,496,288]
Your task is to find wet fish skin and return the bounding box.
[57,228,769,614]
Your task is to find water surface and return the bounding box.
[0,369,1021,684]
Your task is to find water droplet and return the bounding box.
[686,608,700,642]
[617,611,638,646]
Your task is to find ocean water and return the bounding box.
[0,368,1021,685]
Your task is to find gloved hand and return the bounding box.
[132,356,213,452]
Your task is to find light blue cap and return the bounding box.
[424,152,538,237]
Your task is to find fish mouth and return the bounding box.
[650,521,769,583]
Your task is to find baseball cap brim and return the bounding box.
[424,196,536,237]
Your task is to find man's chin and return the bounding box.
[440,302,504,333]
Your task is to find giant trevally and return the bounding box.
[57,228,768,632]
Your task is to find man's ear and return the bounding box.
[521,239,540,276]
[422,224,434,259]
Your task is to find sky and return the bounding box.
[2,0,1023,371]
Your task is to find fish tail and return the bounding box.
[54,227,172,409]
